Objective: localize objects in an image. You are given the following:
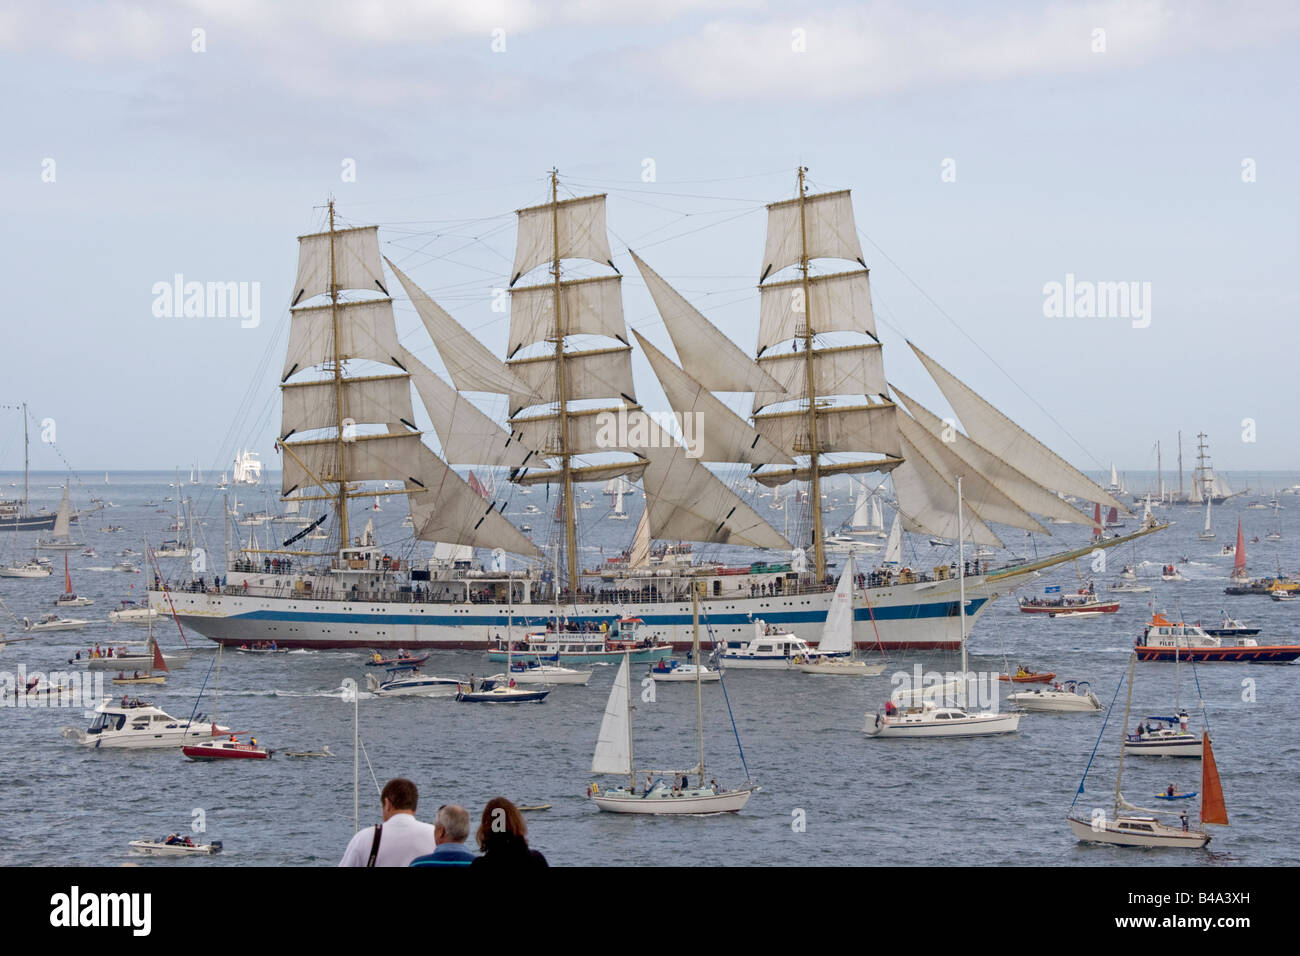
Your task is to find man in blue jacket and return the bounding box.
[410,805,476,867]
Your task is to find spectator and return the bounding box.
[339,778,438,867]
[470,797,548,868]
[409,805,476,867]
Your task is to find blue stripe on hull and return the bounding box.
[228,598,986,629]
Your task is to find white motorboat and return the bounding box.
[647,659,720,682]
[1125,712,1202,757]
[108,601,159,623]
[24,613,89,632]
[1108,581,1152,593]
[364,670,460,697]
[507,660,593,685]
[113,561,138,573]
[1119,564,1138,581]
[132,837,225,855]
[0,560,52,578]
[455,674,550,703]
[717,619,816,668]
[1160,564,1184,582]
[796,556,886,675]
[1270,589,1297,602]
[1007,680,1102,713]
[61,698,228,748]
[865,701,1022,738]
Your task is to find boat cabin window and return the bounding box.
[1119,822,1154,832]
[89,713,126,733]
[756,645,772,653]
[934,712,951,719]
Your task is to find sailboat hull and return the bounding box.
[864,710,1021,737]
[591,789,752,814]
[1067,814,1209,848]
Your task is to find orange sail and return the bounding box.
[152,639,169,674]
[1200,732,1228,826]
[64,553,72,594]
[1233,520,1246,576]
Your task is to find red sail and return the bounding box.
[1106,506,1118,525]
[1234,519,1246,573]
[64,553,72,594]
[467,471,489,500]
[152,639,169,674]
[1091,503,1102,540]
[1200,733,1228,826]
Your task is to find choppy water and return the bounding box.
[1,471,1297,866]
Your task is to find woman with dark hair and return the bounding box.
[471,797,548,868]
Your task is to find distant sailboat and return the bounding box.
[1198,496,1215,541]
[36,484,83,551]
[796,556,885,675]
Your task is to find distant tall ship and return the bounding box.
[0,402,60,531]
[150,171,1165,651]
[232,450,262,485]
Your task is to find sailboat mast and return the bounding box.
[796,167,826,581]
[328,199,350,548]
[1177,431,1183,501]
[22,402,29,513]
[957,475,968,680]
[693,580,704,787]
[551,170,579,594]
[1156,440,1163,501]
[1115,652,1137,815]
[624,650,635,793]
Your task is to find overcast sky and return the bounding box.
[3,0,1297,481]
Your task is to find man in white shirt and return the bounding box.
[339,778,439,867]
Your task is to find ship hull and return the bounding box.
[1135,645,1300,663]
[147,575,994,652]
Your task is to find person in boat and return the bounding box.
[885,699,898,716]
[250,737,258,747]
[121,695,129,707]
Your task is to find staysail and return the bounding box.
[592,656,632,776]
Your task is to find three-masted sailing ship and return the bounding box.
[150,170,1165,651]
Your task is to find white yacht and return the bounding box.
[61,698,229,749]
[647,659,720,682]
[0,559,52,578]
[364,670,461,697]
[108,601,159,624]
[865,700,1022,738]
[24,613,89,632]
[1007,679,1103,713]
[717,620,815,669]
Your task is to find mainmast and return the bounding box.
[551,170,578,591]
[22,401,29,514]
[328,199,350,547]
[796,167,827,579]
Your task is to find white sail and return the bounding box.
[280,373,414,438]
[508,275,628,357]
[633,331,792,466]
[753,402,902,458]
[52,485,72,539]
[851,484,870,528]
[819,556,855,654]
[407,445,543,558]
[508,346,636,414]
[291,225,387,306]
[895,408,1048,535]
[1204,496,1212,532]
[760,190,865,280]
[628,509,651,569]
[281,431,424,496]
[890,383,1089,528]
[638,422,791,550]
[869,495,883,532]
[386,258,538,399]
[631,251,783,394]
[512,194,615,286]
[402,348,538,469]
[910,342,1126,512]
[756,270,876,355]
[754,344,887,411]
[282,299,404,381]
[891,431,1002,547]
[591,656,632,775]
[884,513,902,565]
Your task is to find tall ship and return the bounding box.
[232,449,263,485]
[1,402,61,531]
[149,171,1164,651]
